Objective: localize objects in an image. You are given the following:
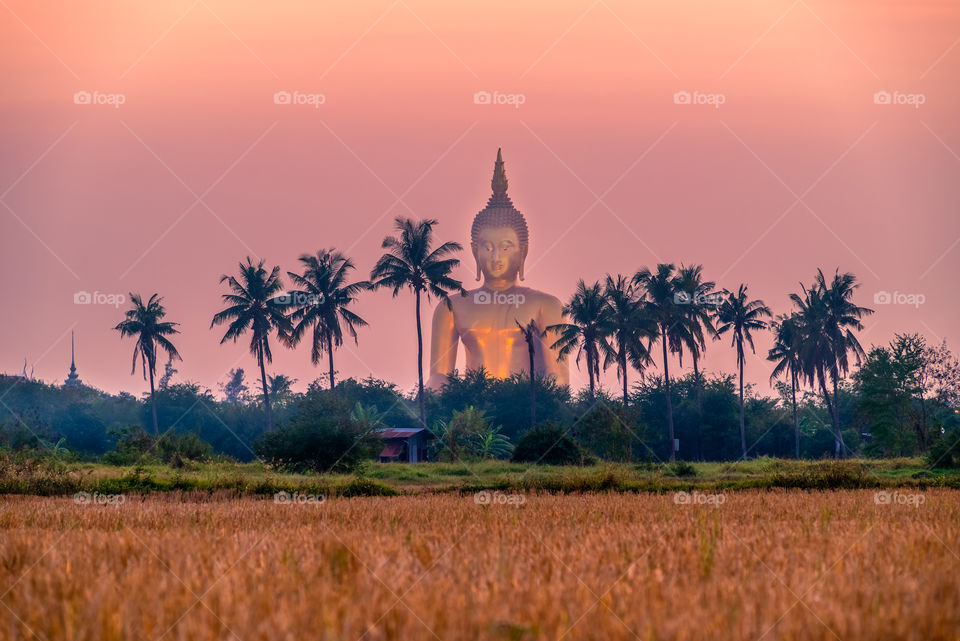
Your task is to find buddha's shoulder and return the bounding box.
[514,287,563,308]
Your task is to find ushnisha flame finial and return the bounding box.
[491,148,508,196]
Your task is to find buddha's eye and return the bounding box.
[482,242,494,252]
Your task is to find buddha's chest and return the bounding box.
[452,300,538,348]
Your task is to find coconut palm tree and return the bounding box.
[790,282,837,443]
[633,264,695,461]
[371,217,464,428]
[211,257,292,431]
[768,314,803,458]
[516,318,544,428]
[285,249,371,390]
[715,284,772,459]
[601,274,656,408]
[791,269,872,457]
[548,280,612,404]
[114,293,182,435]
[675,264,718,460]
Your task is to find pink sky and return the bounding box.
[1,0,958,400]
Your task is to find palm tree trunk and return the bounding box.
[327,330,336,391]
[819,376,837,458]
[739,360,747,459]
[259,341,273,431]
[693,356,703,461]
[528,340,536,428]
[415,288,426,429]
[621,348,629,409]
[661,327,675,461]
[148,362,159,436]
[832,375,845,457]
[588,345,596,403]
[918,392,928,450]
[791,371,799,459]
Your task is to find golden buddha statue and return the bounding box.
[426,149,570,390]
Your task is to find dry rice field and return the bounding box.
[1,489,958,641]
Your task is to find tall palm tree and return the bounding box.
[285,249,371,390]
[601,274,656,408]
[114,293,182,435]
[768,314,803,458]
[371,217,464,428]
[548,280,611,403]
[211,257,292,431]
[516,318,544,428]
[790,283,837,446]
[675,264,718,460]
[633,264,695,460]
[715,284,772,459]
[791,269,872,457]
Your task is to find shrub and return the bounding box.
[926,428,960,469]
[665,460,697,477]
[255,417,380,474]
[338,477,399,497]
[157,431,212,466]
[434,406,488,461]
[102,426,157,465]
[102,426,213,466]
[511,423,590,465]
[574,405,635,461]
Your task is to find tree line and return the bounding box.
[3,216,958,464]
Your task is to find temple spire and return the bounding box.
[64,330,81,388]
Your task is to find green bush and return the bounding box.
[511,423,591,465]
[926,428,960,469]
[665,460,697,477]
[574,405,635,461]
[102,426,213,466]
[102,426,157,465]
[338,477,399,497]
[157,431,212,466]
[255,417,380,474]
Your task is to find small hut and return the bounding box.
[376,428,434,463]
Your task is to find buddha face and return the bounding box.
[472,226,528,282]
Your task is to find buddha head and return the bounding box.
[471,149,529,283]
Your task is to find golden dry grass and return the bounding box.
[1,490,958,641]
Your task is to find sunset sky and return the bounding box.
[1,0,958,400]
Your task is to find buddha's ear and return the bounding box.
[518,242,529,281]
[471,243,481,281]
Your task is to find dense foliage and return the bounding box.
[2,331,958,466]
